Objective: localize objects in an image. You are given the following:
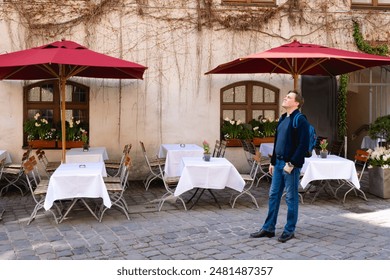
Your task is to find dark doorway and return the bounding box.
[301,76,338,145]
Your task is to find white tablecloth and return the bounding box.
[300,155,360,189]
[174,157,245,196]
[259,143,274,158]
[158,144,204,177]
[361,136,385,150]
[0,150,12,164]
[65,147,109,163]
[44,162,111,210]
[259,143,315,158]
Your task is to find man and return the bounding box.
[250,90,310,243]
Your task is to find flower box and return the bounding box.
[368,167,390,198]
[226,139,243,147]
[253,137,275,146]
[28,140,56,149]
[57,140,83,149]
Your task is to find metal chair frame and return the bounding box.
[140,141,165,190]
[1,151,30,196]
[105,144,132,177]
[100,155,132,221]
[230,152,260,208]
[23,156,61,225]
[157,163,187,211]
[35,149,61,177]
[212,140,221,157]
[334,149,368,203]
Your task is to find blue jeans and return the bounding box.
[262,158,301,234]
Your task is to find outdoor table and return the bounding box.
[0,150,12,164]
[175,157,245,209]
[361,136,385,150]
[300,155,361,202]
[44,162,110,222]
[65,147,108,163]
[158,144,204,177]
[259,143,274,158]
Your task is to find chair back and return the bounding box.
[139,141,153,166]
[247,141,257,156]
[354,149,369,181]
[119,155,132,189]
[23,159,39,198]
[250,151,262,179]
[212,140,221,157]
[329,140,345,157]
[0,158,6,180]
[218,140,227,158]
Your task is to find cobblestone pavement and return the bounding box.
[0,174,389,260]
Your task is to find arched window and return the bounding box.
[23,79,89,147]
[220,80,279,124]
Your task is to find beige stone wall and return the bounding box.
[1,0,390,177]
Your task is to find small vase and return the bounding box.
[203,153,211,162]
[83,143,89,152]
[320,150,328,158]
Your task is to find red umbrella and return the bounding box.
[206,40,390,90]
[0,39,147,162]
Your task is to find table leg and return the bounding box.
[0,208,5,221]
[59,198,100,223]
[309,180,338,203]
[188,188,221,210]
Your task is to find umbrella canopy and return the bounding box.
[0,39,147,162]
[206,39,390,90]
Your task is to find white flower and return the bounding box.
[253,126,259,131]
[224,117,230,121]
[76,120,81,125]
[230,120,235,125]
[237,120,242,125]
[34,113,40,120]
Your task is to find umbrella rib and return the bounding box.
[265,58,294,74]
[298,58,332,75]
[336,58,368,69]
[2,66,29,79]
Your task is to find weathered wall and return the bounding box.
[1,0,390,178]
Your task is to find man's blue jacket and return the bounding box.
[270,109,310,168]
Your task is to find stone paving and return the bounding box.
[0,174,389,260]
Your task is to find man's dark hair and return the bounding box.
[289,90,304,109]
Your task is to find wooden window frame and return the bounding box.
[221,0,276,7]
[352,0,390,9]
[220,80,279,129]
[23,79,89,148]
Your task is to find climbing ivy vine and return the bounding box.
[337,21,389,140]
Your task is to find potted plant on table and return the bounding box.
[81,130,89,151]
[319,139,328,158]
[203,140,211,161]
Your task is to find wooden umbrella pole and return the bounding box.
[60,74,67,163]
[293,74,298,91]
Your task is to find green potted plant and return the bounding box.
[368,115,390,146]
[249,116,278,146]
[202,140,211,161]
[23,112,56,148]
[319,139,329,158]
[57,118,87,148]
